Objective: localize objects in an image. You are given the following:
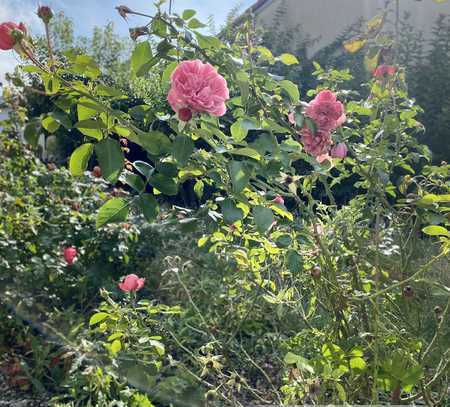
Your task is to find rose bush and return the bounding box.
[1,1,449,406]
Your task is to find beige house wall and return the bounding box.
[253,0,450,56]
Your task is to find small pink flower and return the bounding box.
[272,195,285,205]
[331,142,348,159]
[63,247,77,266]
[0,22,27,51]
[168,60,229,118]
[118,274,145,292]
[299,127,333,160]
[373,64,396,79]
[305,90,345,132]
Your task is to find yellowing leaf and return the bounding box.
[343,38,367,53]
[366,14,384,34]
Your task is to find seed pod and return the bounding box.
[91,166,102,178]
[402,285,414,299]
[311,265,321,279]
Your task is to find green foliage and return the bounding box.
[1,2,450,406]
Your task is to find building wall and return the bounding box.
[254,0,450,56]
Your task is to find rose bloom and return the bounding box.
[63,246,77,266]
[373,64,396,79]
[118,274,145,292]
[331,142,348,159]
[299,127,332,162]
[168,60,229,118]
[305,90,345,132]
[0,22,27,50]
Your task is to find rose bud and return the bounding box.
[63,246,77,265]
[178,107,193,122]
[37,6,54,24]
[0,22,27,51]
[373,64,396,79]
[91,166,102,178]
[272,195,285,205]
[115,5,132,19]
[402,285,414,299]
[129,26,149,41]
[118,274,145,292]
[330,142,348,159]
[311,265,321,279]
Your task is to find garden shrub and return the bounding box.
[0,1,449,406]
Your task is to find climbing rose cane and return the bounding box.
[63,247,78,265]
[118,274,145,292]
[0,22,27,50]
[168,59,229,119]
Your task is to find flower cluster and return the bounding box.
[298,90,347,162]
[168,59,229,121]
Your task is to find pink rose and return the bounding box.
[330,142,348,159]
[373,65,396,79]
[299,127,332,160]
[288,112,296,125]
[168,60,229,117]
[0,22,27,51]
[63,247,77,266]
[118,274,145,292]
[305,90,345,132]
[272,195,285,205]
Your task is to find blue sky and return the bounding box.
[0,0,254,82]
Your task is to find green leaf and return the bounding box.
[75,119,105,140]
[286,250,302,273]
[162,61,178,83]
[96,198,129,228]
[253,206,274,233]
[335,382,347,402]
[220,199,244,224]
[69,143,94,176]
[110,339,122,354]
[134,161,154,178]
[284,352,314,373]
[194,179,204,198]
[89,312,109,325]
[140,131,171,155]
[95,138,124,183]
[182,9,196,19]
[195,33,222,49]
[279,80,300,103]
[230,147,261,161]
[148,174,178,196]
[77,97,102,120]
[72,54,101,79]
[42,115,60,133]
[131,41,153,77]
[279,53,299,65]
[123,172,145,192]
[231,120,248,142]
[138,194,159,222]
[228,161,251,193]
[96,84,123,97]
[172,135,194,166]
[24,121,40,147]
[350,357,366,370]
[422,225,449,237]
[187,18,205,29]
